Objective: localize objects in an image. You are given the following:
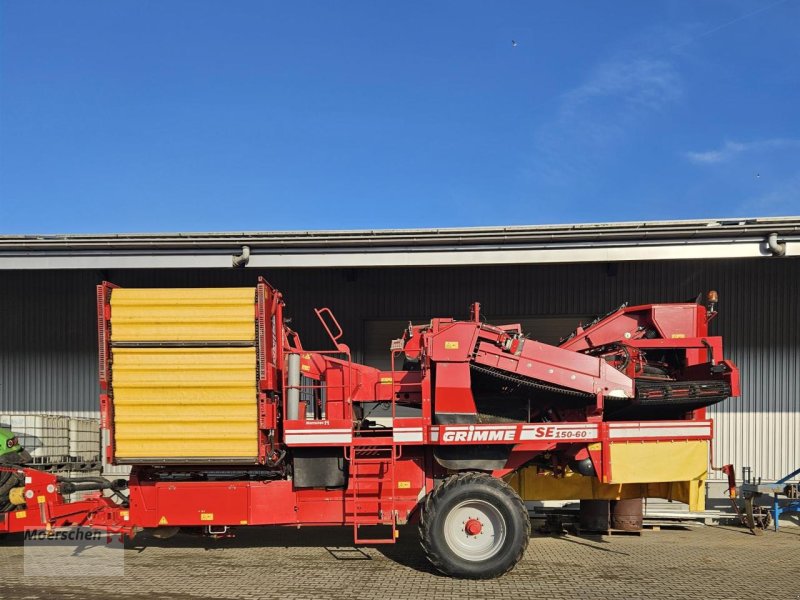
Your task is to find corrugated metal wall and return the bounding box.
[1,258,797,481]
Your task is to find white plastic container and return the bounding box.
[0,413,70,460]
[48,415,70,458]
[68,418,101,461]
[0,414,47,457]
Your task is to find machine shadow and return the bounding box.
[1,526,354,550]
[0,524,445,574]
[135,525,440,574]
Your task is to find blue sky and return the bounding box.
[1,1,798,234]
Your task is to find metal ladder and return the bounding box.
[349,440,399,544]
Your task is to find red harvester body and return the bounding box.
[0,280,738,578]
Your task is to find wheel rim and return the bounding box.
[443,499,507,562]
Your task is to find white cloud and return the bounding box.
[531,53,683,183]
[686,138,800,164]
[561,58,682,118]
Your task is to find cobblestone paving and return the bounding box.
[1,524,798,600]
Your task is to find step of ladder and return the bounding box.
[350,444,398,545]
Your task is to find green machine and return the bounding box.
[0,427,31,512]
[0,427,31,464]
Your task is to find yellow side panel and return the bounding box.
[645,480,707,512]
[506,470,706,512]
[506,440,709,512]
[609,440,708,484]
[112,347,258,460]
[110,287,256,342]
[507,469,642,502]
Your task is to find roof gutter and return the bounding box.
[0,235,796,270]
[2,217,799,252]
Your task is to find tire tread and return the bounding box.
[419,472,530,579]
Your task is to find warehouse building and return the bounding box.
[0,217,798,506]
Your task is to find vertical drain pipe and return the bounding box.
[767,233,786,257]
[232,245,251,267]
[286,353,300,420]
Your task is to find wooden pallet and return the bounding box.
[570,524,663,536]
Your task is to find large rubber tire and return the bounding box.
[0,470,23,513]
[419,472,530,579]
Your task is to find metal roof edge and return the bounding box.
[1,216,799,253]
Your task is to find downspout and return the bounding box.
[232,245,251,267]
[767,233,786,257]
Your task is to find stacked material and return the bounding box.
[0,414,100,467]
[0,414,69,460]
[68,417,101,462]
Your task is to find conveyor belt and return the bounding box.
[634,380,731,406]
[469,363,594,399]
[469,362,731,420]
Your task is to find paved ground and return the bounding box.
[1,523,798,600]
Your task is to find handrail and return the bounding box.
[391,350,398,426]
[314,307,345,350]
